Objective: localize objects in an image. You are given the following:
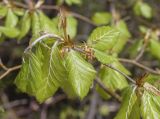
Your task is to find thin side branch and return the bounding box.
[0,58,8,71]
[135,29,152,61]
[12,2,97,26]
[104,64,136,84]
[0,65,21,80]
[95,78,122,102]
[70,12,97,26]
[119,58,160,75]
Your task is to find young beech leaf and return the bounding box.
[133,1,152,19]
[65,0,82,6]
[38,11,58,35]
[88,26,119,51]
[0,6,8,17]
[93,49,116,64]
[66,16,78,39]
[52,15,78,39]
[15,43,66,103]
[31,12,41,42]
[0,27,20,38]
[114,86,139,119]
[128,39,143,58]
[35,42,66,102]
[140,2,152,19]
[5,9,18,27]
[18,11,31,40]
[141,91,160,119]
[96,61,129,99]
[149,39,160,60]
[92,12,112,25]
[13,8,25,16]
[62,50,96,99]
[111,20,131,54]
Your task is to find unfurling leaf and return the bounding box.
[88,26,119,51]
[52,15,78,39]
[62,50,96,99]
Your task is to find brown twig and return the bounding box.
[12,1,97,26]
[119,58,160,75]
[40,4,59,10]
[135,29,152,61]
[70,12,97,26]
[95,78,122,102]
[0,65,21,80]
[12,1,28,8]
[0,58,8,71]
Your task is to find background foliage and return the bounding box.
[0,0,160,119]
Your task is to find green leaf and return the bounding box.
[66,16,78,39]
[114,86,140,119]
[111,20,131,54]
[35,43,66,102]
[15,43,67,102]
[0,27,20,38]
[38,11,58,34]
[63,50,96,99]
[88,26,119,51]
[128,39,143,58]
[97,61,129,99]
[93,49,116,64]
[0,6,8,17]
[65,0,82,5]
[92,12,112,25]
[141,91,160,119]
[133,1,152,19]
[5,9,18,27]
[13,8,25,16]
[140,2,152,19]
[133,1,141,16]
[31,11,41,42]
[18,11,31,40]
[52,15,77,39]
[149,39,160,60]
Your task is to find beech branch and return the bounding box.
[119,58,160,75]
[0,65,21,80]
